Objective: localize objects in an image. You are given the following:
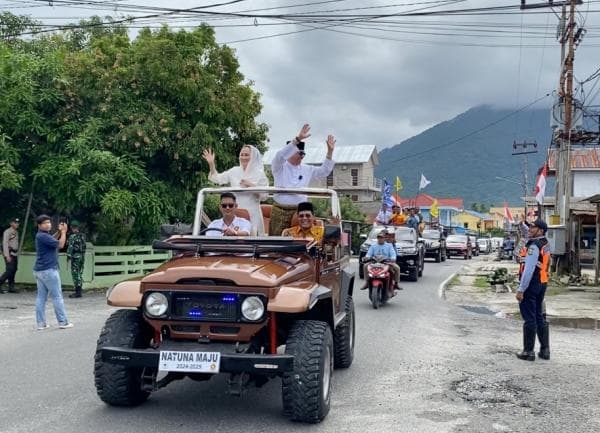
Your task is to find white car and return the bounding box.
[477,238,492,254]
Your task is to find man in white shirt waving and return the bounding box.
[206,192,252,237]
[270,124,336,236]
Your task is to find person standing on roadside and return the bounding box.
[34,215,74,330]
[515,219,550,361]
[66,220,86,298]
[0,217,20,294]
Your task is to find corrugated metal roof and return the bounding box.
[396,193,464,210]
[548,148,600,171]
[263,144,377,165]
[463,209,493,220]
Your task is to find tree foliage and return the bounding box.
[0,15,267,244]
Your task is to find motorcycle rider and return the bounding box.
[360,230,401,293]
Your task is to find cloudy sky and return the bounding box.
[3,0,600,151]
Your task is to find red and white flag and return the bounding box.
[504,202,514,223]
[534,164,548,204]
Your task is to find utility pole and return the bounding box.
[512,141,538,217]
[521,0,582,274]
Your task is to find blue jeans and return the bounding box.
[34,268,69,327]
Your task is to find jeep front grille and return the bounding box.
[172,293,239,322]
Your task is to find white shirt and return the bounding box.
[206,217,252,236]
[272,142,335,206]
[375,210,392,224]
[208,166,268,235]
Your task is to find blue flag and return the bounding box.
[382,178,394,208]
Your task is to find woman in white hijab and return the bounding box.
[203,145,269,235]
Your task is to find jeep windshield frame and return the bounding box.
[192,186,341,236]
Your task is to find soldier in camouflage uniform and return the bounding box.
[66,220,86,298]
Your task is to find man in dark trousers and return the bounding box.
[66,220,86,298]
[515,219,550,361]
[0,217,20,293]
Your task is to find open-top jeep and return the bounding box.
[94,187,355,423]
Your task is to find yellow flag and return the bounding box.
[430,199,439,218]
[395,176,403,192]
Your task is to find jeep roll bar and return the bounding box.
[192,187,341,236]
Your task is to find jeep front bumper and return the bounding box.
[101,346,294,374]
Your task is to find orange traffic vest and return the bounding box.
[525,238,550,284]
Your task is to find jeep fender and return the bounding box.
[106,279,143,307]
[268,284,331,313]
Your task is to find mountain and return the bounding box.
[376,105,553,208]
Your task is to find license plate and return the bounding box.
[158,350,221,373]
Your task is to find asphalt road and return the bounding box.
[1,257,599,433]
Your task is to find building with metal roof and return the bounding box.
[263,144,381,208]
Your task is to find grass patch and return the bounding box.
[448,275,461,287]
[474,276,490,289]
[546,285,568,296]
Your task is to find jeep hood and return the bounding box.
[141,255,312,287]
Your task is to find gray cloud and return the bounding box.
[7,0,600,151]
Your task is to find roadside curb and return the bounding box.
[439,268,462,300]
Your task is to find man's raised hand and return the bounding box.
[297,124,311,141]
[326,135,336,153]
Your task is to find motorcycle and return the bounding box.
[363,256,396,309]
[498,243,515,261]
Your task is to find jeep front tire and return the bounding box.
[94,309,152,406]
[282,320,333,423]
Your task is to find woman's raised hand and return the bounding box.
[202,148,215,165]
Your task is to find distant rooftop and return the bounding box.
[395,193,464,210]
[263,144,378,165]
[548,148,600,171]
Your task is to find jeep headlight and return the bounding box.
[430,241,440,248]
[145,292,168,317]
[241,296,265,321]
[402,247,417,254]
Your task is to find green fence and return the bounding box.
[1,244,171,290]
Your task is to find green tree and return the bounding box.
[0,18,267,244]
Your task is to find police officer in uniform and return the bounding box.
[516,219,550,361]
[0,217,20,293]
[66,220,86,298]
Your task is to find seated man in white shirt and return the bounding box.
[206,192,252,236]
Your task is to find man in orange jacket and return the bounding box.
[515,219,550,361]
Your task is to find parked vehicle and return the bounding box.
[490,237,504,251]
[359,225,424,281]
[421,229,447,262]
[362,256,395,309]
[446,235,472,260]
[94,187,355,423]
[477,238,492,254]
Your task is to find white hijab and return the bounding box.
[240,145,266,184]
